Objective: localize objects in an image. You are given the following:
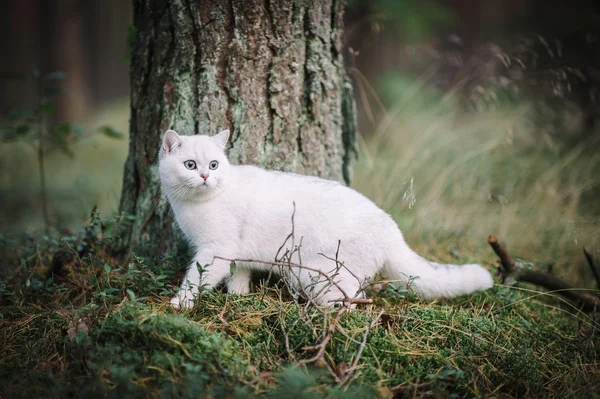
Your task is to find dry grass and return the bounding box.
[353,78,600,289]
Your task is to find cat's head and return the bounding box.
[158,129,231,201]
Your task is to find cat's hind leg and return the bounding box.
[227,267,251,294]
[296,264,365,308]
[318,274,365,308]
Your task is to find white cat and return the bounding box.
[159,129,494,309]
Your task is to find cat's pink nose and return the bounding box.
[200,173,209,181]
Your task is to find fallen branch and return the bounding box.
[583,247,600,289]
[488,235,598,312]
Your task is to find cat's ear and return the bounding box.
[162,130,182,154]
[211,129,230,150]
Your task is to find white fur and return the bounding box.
[159,130,494,309]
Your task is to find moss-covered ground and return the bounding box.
[1,228,598,398]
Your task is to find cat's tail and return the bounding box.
[383,236,494,299]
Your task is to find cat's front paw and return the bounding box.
[170,292,195,310]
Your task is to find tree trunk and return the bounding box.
[119,0,357,255]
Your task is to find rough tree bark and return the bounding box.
[119,0,357,254]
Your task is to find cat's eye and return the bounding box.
[209,160,219,170]
[184,160,196,170]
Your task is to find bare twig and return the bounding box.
[591,298,597,337]
[260,203,301,304]
[318,248,363,288]
[488,235,516,273]
[579,297,599,342]
[298,307,346,366]
[277,289,295,360]
[339,309,384,385]
[37,75,50,235]
[274,202,297,262]
[213,256,352,301]
[390,382,433,397]
[327,298,373,305]
[583,247,600,289]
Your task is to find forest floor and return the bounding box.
[0,224,598,398]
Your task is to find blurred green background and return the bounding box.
[1,0,599,287]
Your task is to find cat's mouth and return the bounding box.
[197,181,213,190]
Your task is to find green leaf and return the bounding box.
[54,121,72,136]
[230,262,237,275]
[74,331,88,346]
[49,124,75,157]
[97,125,124,139]
[196,262,206,274]
[126,289,136,301]
[104,264,111,274]
[41,99,57,114]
